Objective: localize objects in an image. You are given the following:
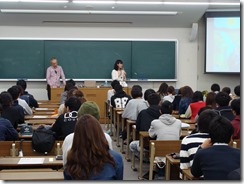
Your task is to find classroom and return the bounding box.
[0,0,241,181]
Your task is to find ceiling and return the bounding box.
[0,0,240,28]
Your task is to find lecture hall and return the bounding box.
[0,0,241,181]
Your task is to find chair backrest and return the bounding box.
[0,141,63,157]
[150,140,182,157]
[232,139,240,149]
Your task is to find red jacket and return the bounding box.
[190,101,206,120]
[231,115,240,139]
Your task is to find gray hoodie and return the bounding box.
[149,114,181,140]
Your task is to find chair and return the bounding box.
[149,140,182,180]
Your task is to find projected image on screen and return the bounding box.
[206,16,240,73]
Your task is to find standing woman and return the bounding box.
[64,114,123,180]
[111,60,127,87]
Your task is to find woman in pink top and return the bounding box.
[185,91,206,120]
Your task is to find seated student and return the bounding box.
[233,85,240,99]
[16,79,39,108]
[8,85,32,115]
[0,92,24,129]
[214,92,235,121]
[0,103,18,141]
[185,91,206,120]
[230,99,240,139]
[157,82,168,102]
[129,93,161,157]
[222,86,233,99]
[211,83,220,94]
[58,87,84,115]
[64,114,123,180]
[178,86,193,115]
[122,85,148,121]
[107,80,120,105]
[149,101,181,141]
[163,86,175,103]
[191,116,240,180]
[180,109,219,170]
[60,80,76,104]
[172,87,182,111]
[111,84,131,108]
[143,89,156,102]
[51,96,81,140]
[62,101,113,168]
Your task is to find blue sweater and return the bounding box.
[0,117,18,141]
[64,150,123,180]
[191,145,240,180]
[179,97,191,114]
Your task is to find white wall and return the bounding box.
[0,23,239,100]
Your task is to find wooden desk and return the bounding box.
[0,171,64,180]
[25,119,55,125]
[139,131,149,179]
[165,154,180,180]
[50,87,131,123]
[116,111,123,148]
[131,125,137,171]
[125,119,136,161]
[33,111,55,115]
[38,104,60,108]
[34,108,56,112]
[0,156,62,169]
[25,115,57,120]
[112,108,124,141]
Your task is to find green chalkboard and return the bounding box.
[131,41,176,79]
[0,40,177,80]
[44,41,132,79]
[0,40,45,79]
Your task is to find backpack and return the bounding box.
[32,125,55,154]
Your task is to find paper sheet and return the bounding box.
[18,158,45,165]
[181,122,190,128]
[35,108,49,110]
[32,116,49,118]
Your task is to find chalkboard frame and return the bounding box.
[0,38,178,81]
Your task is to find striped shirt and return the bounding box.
[180,133,209,170]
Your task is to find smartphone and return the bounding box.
[56,155,63,160]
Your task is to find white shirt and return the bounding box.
[111,69,128,87]
[107,89,115,105]
[18,98,33,115]
[62,132,113,168]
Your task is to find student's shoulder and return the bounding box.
[0,117,12,125]
[109,150,123,161]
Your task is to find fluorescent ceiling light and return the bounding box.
[164,2,240,6]
[0,0,68,2]
[73,1,163,4]
[0,9,178,15]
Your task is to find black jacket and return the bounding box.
[0,117,18,141]
[136,105,161,133]
[2,106,25,129]
[111,91,131,108]
[215,106,235,121]
[20,91,39,108]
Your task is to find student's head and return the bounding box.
[114,84,123,93]
[197,109,218,133]
[64,82,75,92]
[215,92,231,107]
[209,116,234,144]
[0,92,13,107]
[157,82,168,95]
[66,79,76,87]
[65,96,82,112]
[147,93,160,106]
[222,87,231,95]
[50,57,58,68]
[16,80,27,91]
[160,101,173,114]
[181,86,193,98]
[67,88,81,98]
[131,85,143,99]
[231,99,240,116]
[205,92,216,108]
[191,91,203,103]
[144,89,156,101]
[211,83,220,92]
[111,80,120,89]
[234,85,240,97]
[167,86,176,95]
[7,85,21,100]
[78,101,100,120]
[114,59,123,70]
[66,114,115,179]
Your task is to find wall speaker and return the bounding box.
[189,23,198,42]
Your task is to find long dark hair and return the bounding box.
[66,114,116,179]
[157,82,168,96]
[113,60,123,71]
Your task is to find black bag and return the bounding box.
[32,125,55,154]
